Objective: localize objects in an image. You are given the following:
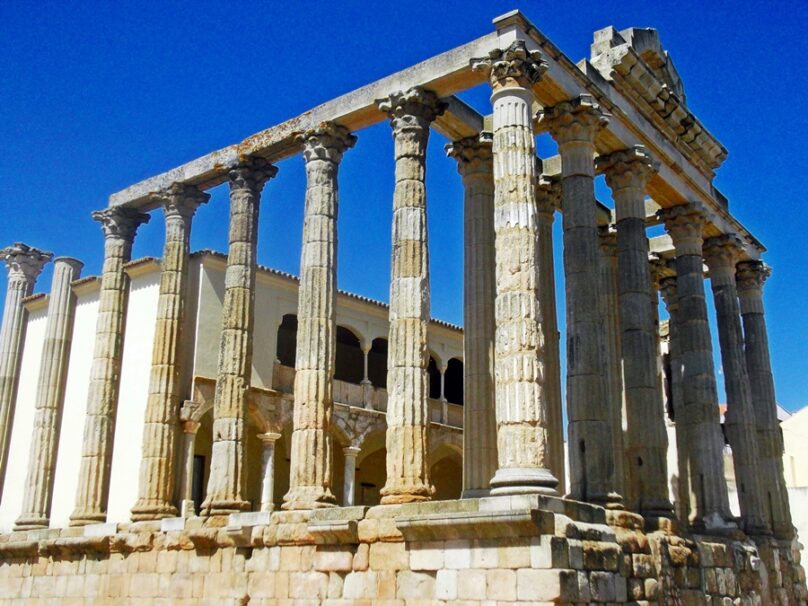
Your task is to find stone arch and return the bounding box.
[429,432,463,501]
[367,337,388,389]
[427,354,442,400]
[335,325,364,384]
[353,427,387,506]
[276,313,297,367]
[444,357,464,405]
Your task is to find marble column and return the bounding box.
[536,175,565,494]
[132,184,209,521]
[703,235,767,535]
[284,123,355,510]
[447,133,497,498]
[178,419,200,517]
[343,446,361,506]
[597,225,626,500]
[361,344,373,410]
[658,203,732,530]
[71,207,149,526]
[377,86,445,504]
[0,243,51,496]
[202,157,277,516]
[736,260,794,539]
[540,95,621,507]
[259,432,281,512]
[15,257,83,530]
[471,40,558,495]
[598,147,671,516]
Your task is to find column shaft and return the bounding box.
[343,446,360,506]
[178,420,199,517]
[259,432,281,512]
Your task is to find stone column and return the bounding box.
[447,133,497,498]
[540,95,620,507]
[658,203,732,530]
[284,123,355,511]
[15,257,83,530]
[361,344,373,410]
[377,86,446,504]
[259,432,281,512]
[597,225,626,500]
[71,207,149,526]
[438,363,448,424]
[703,236,767,535]
[471,41,558,495]
[0,243,51,496]
[202,157,277,516]
[536,175,565,493]
[343,446,361,506]
[178,419,200,517]
[598,147,671,517]
[132,184,209,521]
[736,261,794,539]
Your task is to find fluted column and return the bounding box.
[471,41,558,495]
[704,236,767,535]
[447,133,497,498]
[259,432,281,512]
[15,257,83,530]
[343,446,360,506]
[597,225,626,500]
[0,243,51,496]
[71,208,149,526]
[658,203,732,530]
[375,87,445,505]
[284,123,355,510]
[536,175,565,493]
[736,261,794,539]
[540,95,620,507]
[598,147,671,516]
[132,184,209,521]
[202,157,277,516]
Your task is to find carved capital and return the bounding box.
[298,122,357,164]
[658,274,679,311]
[598,224,617,257]
[0,243,53,285]
[649,252,674,288]
[377,86,447,132]
[736,260,770,295]
[228,156,278,193]
[91,207,151,242]
[471,40,548,90]
[703,234,745,272]
[155,183,210,220]
[536,173,561,215]
[656,202,706,256]
[596,145,658,192]
[538,95,609,146]
[445,132,493,176]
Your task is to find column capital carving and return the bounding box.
[535,173,561,215]
[376,86,447,132]
[298,122,357,164]
[91,207,151,242]
[649,252,674,289]
[703,234,745,272]
[658,274,679,311]
[343,446,361,458]
[538,95,609,146]
[1,243,53,285]
[257,432,282,444]
[736,260,770,295]
[656,202,707,256]
[597,225,617,258]
[445,131,493,176]
[154,183,210,220]
[596,145,658,192]
[228,156,278,193]
[181,420,200,434]
[470,40,548,91]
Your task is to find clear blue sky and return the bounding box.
[2,1,806,412]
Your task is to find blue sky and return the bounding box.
[2,1,806,412]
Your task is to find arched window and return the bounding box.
[335,326,364,384]
[276,314,297,367]
[427,355,441,400]
[367,338,387,389]
[444,358,463,405]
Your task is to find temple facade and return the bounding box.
[0,10,805,605]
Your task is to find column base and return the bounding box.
[69,510,107,527]
[489,467,558,496]
[380,482,433,505]
[180,499,197,518]
[130,500,178,522]
[461,488,492,499]
[13,515,49,531]
[200,499,252,517]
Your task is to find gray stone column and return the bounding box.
[0,243,51,496]
[658,203,732,530]
[471,41,558,496]
[536,175,565,494]
[259,432,281,513]
[540,95,621,507]
[703,236,767,535]
[343,446,360,506]
[597,225,626,500]
[178,419,200,518]
[598,147,672,517]
[15,257,83,530]
[132,184,209,521]
[71,207,149,526]
[377,87,445,505]
[446,133,497,498]
[284,123,355,511]
[736,261,794,539]
[202,157,277,516]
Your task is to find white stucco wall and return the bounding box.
[0,306,48,532]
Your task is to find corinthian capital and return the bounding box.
[0,243,53,285]
[596,145,658,192]
[649,252,674,288]
[376,86,447,132]
[736,260,770,294]
[656,202,707,256]
[154,183,210,220]
[535,173,561,215]
[470,40,548,90]
[91,207,151,242]
[703,234,745,271]
[228,156,278,193]
[298,122,357,164]
[445,132,493,176]
[538,95,609,146]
